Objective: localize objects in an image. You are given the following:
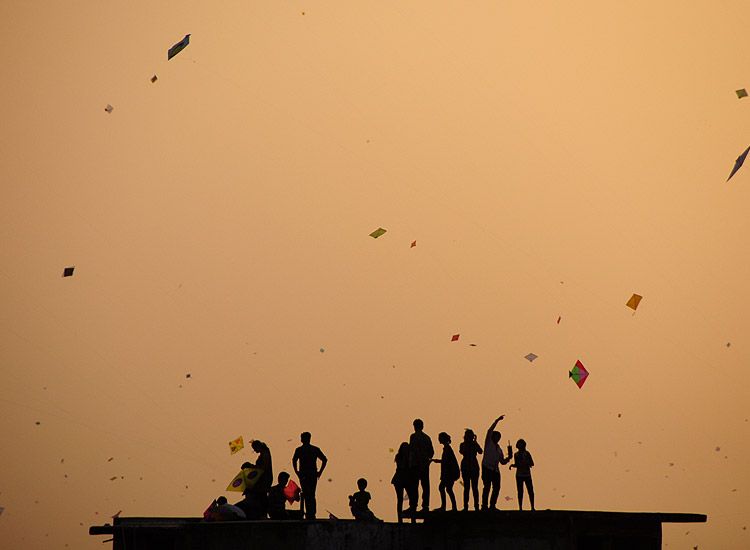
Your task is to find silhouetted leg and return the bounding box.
[489,471,500,509]
[420,465,430,510]
[516,475,524,510]
[481,467,491,510]
[300,475,318,519]
[395,485,404,523]
[526,477,535,511]
[462,472,470,510]
[446,480,457,511]
[471,473,480,510]
[438,481,446,510]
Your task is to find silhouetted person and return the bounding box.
[205,496,246,521]
[509,438,535,511]
[236,461,265,519]
[391,442,413,523]
[250,440,273,517]
[292,431,328,519]
[481,415,512,510]
[268,471,299,519]
[459,428,483,511]
[349,478,377,521]
[432,432,459,511]
[409,418,434,511]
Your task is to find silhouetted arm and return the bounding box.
[292,449,300,477]
[499,449,512,466]
[317,449,328,478]
[485,415,504,443]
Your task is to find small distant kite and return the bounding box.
[737,89,748,99]
[229,436,244,455]
[168,34,191,60]
[556,316,561,324]
[524,353,538,363]
[150,75,158,83]
[451,334,460,342]
[369,227,387,239]
[185,373,191,379]
[727,146,750,181]
[283,480,301,503]
[62,266,75,277]
[626,293,642,311]
[226,465,263,492]
[410,240,417,248]
[104,104,113,114]
[569,360,589,389]
[319,347,325,353]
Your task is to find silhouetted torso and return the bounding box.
[293,444,326,476]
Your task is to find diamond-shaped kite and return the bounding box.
[626,293,642,311]
[410,240,417,248]
[168,34,191,60]
[62,266,75,277]
[524,353,538,362]
[727,146,750,181]
[369,227,387,239]
[283,480,301,503]
[569,360,589,389]
[737,89,748,99]
[150,75,158,83]
[226,465,263,492]
[229,436,244,455]
[451,334,460,342]
[104,104,114,114]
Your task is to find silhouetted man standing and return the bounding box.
[409,418,434,511]
[292,432,328,519]
[481,415,512,510]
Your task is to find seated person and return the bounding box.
[349,478,377,521]
[268,471,300,519]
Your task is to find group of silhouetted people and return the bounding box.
[205,416,535,523]
[392,415,535,522]
[205,432,328,522]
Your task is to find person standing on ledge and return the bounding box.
[481,415,512,510]
[292,431,328,519]
[409,418,434,512]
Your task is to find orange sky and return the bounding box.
[1,1,749,548]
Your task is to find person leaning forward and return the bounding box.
[292,431,328,519]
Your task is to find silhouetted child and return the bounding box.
[349,478,376,521]
[509,439,535,511]
[432,432,459,511]
[268,471,299,519]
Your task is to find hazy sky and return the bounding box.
[1,1,749,548]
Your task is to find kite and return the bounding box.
[226,466,263,492]
[451,334,460,342]
[104,104,113,114]
[626,293,642,311]
[369,227,387,239]
[557,316,561,324]
[524,353,538,362]
[150,75,158,83]
[168,34,191,60]
[569,360,589,389]
[727,146,750,181]
[62,266,75,277]
[319,348,325,353]
[410,240,417,248]
[185,373,191,379]
[283,480,301,503]
[737,89,748,99]
[229,436,244,455]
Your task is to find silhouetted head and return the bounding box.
[463,429,475,442]
[217,496,227,505]
[438,432,451,445]
[491,431,501,444]
[278,471,290,485]
[357,478,368,490]
[413,419,424,432]
[251,440,266,453]
[516,439,526,450]
[301,432,312,444]
[241,462,253,469]
[395,442,409,461]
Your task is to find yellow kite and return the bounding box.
[229,436,244,455]
[226,466,263,492]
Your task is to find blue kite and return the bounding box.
[168,34,191,60]
[727,145,750,182]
